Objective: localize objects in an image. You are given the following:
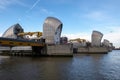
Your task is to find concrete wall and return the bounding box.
[10,46,32,56]
[46,44,73,56]
[78,47,89,53]
[0,47,10,54]
[78,47,108,53]
[11,46,32,50]
[0,47,10,51]
[89,47,108,53]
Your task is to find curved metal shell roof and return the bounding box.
[92,30,103,36]
[43,17,63,44]
[43,17,62,29]
[91,30,103,47]
[2,23,24,39]
[103,39,111,47]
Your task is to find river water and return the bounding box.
[0,50,120,80]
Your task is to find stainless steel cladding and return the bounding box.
[103,39,111,47]
[2,23,24,39]
[91,30,103,47]
[43,17,63,44]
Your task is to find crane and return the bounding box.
[17,32,42,38]
[69,38,86,43]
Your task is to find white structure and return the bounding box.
[72,41,81,48]
[2,23,24,39]
[91,30,103,47]
[43,17,63,44]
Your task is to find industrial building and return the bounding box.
[91,30,103,47]
[70,30,112,53]
[43,17,62,44]
[43,17,72,56]
[0,16,114,56]
[0,17,73,56]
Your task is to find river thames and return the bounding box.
[0,50,120,80]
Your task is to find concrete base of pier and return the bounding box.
[0,44,73,57]
[77,47,108,54]
[11,46,33,56]
[45,44,73,56]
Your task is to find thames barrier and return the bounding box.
[0,17,114,56]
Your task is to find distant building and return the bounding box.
[69,38,87,48]
[2,23,24,39]
[43,17,63,44]
[91,30,103,47]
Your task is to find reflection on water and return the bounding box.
[0,50,120,80]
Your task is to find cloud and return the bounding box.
[44,0,73,4]
[30,0,40,9]
[0,0,28,10]
[41,8,54,14]
[0,0,14,9]
[104,32,120,42]
[84,11,110,21]
[26,0,41,13]
[62,32,91,41]
[0,33,2,36]
[103,26,120,48]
